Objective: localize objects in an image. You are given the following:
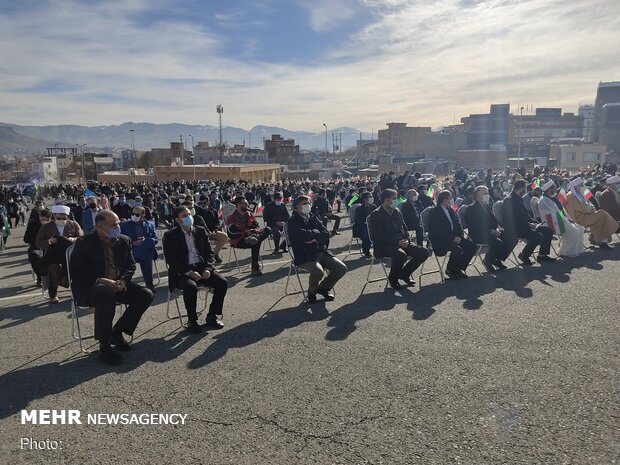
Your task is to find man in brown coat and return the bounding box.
[35,205,83,303]
[598,175,620,222]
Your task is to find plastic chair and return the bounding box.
[282,224,307,300]
[163,258,208,329]
[418,207,446,285]
[364,222,391,287]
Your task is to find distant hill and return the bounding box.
[0,122,372,152]
[0,125,59,154]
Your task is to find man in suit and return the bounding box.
[352,192,376,258]
[427,190,476,280]
[501,180,556,265]
[81,195,101,234]
[120,205,158,292]
[195,194,227,263]
[399,188,424,246]
[24,207,51,287]
[36,205,83,303]
[263,191,290,254]
[367,189,428,289]
[69,210,153,365]
[163,206,228,333]
[465,186,511,272]
[312,189,341,235]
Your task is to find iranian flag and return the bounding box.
[545,211,566,235]
[394,196,406,207]
[347,194,359,207]
[557,188,568,206]
[583,188,593,201]
[217,203,223,219]
[531,178,540,190]
[255,198,263,214]
[451,202,459,212]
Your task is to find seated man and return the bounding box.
[163,206,228,333]
[367,189,428,289]
[352,192,376,258]
[598,175,620,222]
[501,180,556,265]
[35,205,83,303]
[399,188,424,246]
[120,205,158,292]
[263,191,290,254]
[225,196,271,276]
[24,207,52,287]
[70,210,153,365]
[81,195,101,234]
[313,189,341,235]
[427,190,477,279]
[196,194,227,263]
[465,186,512,272]
[286,196,347,302]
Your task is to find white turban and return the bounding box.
[541,180,555,192]
[51,205,70,215]
[567,177,583,189]
[606,175,620,185]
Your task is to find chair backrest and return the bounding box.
[492,200,503,224]
[457,204,468,230]
[419,207,433,234]
[283,223,298,264]
[222,203,236,222]
[65,243,86,308]
[349,203,361,222]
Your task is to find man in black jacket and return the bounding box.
[195,194,227,263]
[163,206,228,333]
[465,186,511,272]
[427,190,476,279]
[263,192,290,254]
[312,189,341,235]
[69,210,153,365]
[367,189,428,289]
[501,180,555,266]
[286,196,347,303]
[399,189,424,246]
[352,192,376,257]
[24,207,51,287]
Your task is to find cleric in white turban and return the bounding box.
[598,175,620,222]
[565,177,618,249]
[537,180,584,257]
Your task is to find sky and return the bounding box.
[0,0,619,131]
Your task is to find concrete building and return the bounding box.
[46,147,76,181]
[73,153,114,181]
[508,108,582,146]
[599,103,620,154]
[579,104,595,142]
[147,142,190,168]
[456,149,507,170]
[264,135,299,164]
[549,142,607,170]
[461,104,510,150]
[424,127,468,160]
[593,81,620,144]
[377,123,430,156]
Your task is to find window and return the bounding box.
[583,152,600,162]
[567,152,576,161]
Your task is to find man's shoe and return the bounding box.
[186,320,203,334]
[145,282,155,293]
[214,254,223,264]
[332,230,341,236]
[99,346,122,365]
[399,274,415,286]
[205,315,224,330]
[458,270,469,279]
[518,253,533,266]
[494,260,508,270]
[388,277,402,289]
[35,280,42,288]
[272,249,281,255]
[482,259,496,273]
[445,270,460,280]
[306,292,317,303]
[49,297,60,304]
[317,289,335,301]
[537,255,557,262]
[110,328,131,351]
[599,242,612,250]
[363,252,372,258]
[280,246,288,253]
[251,264,263,276]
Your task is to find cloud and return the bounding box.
[299,0,361,33]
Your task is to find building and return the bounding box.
[46,147,76,181]
[456,149,507,170]
[73,153,114,181]
[193,142,220,164]
[599,103,620,154]
[549,142,607,170]
[377,123,430,156]
[593,81,620,144]
[423,126,468,160]
[578,104,595,142]
[264,135,300,164]
[461,104,510,150]
[508,108,582,146]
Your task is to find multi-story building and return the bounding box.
[264,135,299,164]
[549,142,607,170]
[578,104,595,142]
[599,103,620,154]
[508,108,582,146]
[593,81,620,144]
[461,104,510,150]
[46,147,76,181]
[193,141,221,164]
[377,123,430,156]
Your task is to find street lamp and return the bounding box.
[129,129,136,170]
[77,143,86,183]
[323,123,328,157]
[216,104,224,164]
[188,134,195,180]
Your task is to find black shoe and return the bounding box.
[205,315,224,329]
[331,230,341,236]
[388,277,402,289]
[537,255,557,262]
[362,252,372,258]
[458,270,469,279]
[445,269,461,280]
[214,254,223,264]
[35,280,42,288]
[399,274,415,286]
[99,346,122,365]
[251,263,263,276]
[280,246,288,253]
[482,259,495,273]
[110,328,131,351]
[518,253,533,266]
[145,281,155,293]
[272,249,281,255]
[186,320,203,334]
[494,260,508,270]
[317,289,335,301]
[307,292,317,303]
[599,242,612,250]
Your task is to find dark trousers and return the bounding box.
[436,238,477,272]
[27,248,43,282]
[322,214,341,232]
[46,264,64,298]
[135,257,153,283]
[484,236,512,264]
[388,245,428,279]
[361,227,371,254]
[177,270,228,322]
[505,225,552,258]
[409,226,424,247]
[80,281,153,343]
[268,224,286,250]
[235,228,271,263]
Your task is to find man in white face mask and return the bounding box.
[120,206,158,292]
[286,195,347,303]
[35,205,83,303]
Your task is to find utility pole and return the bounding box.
[129,129,136,170]
[189,134,195,180]
[179,134,183,166]
[517,106,524,169]
[323,123,328,158]
[217,104,224,164]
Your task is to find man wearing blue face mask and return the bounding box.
[367,189,428,289]
[112,194,132,220]
[69,210,153,365]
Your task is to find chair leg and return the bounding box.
[152,260,160,286]
[72,303,90,354]
[173,292,185,328]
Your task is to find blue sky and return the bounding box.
[0,0,619,131]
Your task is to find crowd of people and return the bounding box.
[1,162,618,365]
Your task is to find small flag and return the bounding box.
[426,185,433,198]
[256,198,263,214]
[2,223,10,236]
[217,203,223,219]
[545,211,566,235]
[347,194,359,207]
[531,178,540,190]
[286,196,291,204]
[85,188,96,198]
[583,189,593,201]
[557,188,568,206]
[394,196,406,207]
[451,203,459,212]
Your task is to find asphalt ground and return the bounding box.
[0,210,618,464]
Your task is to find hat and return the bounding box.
[541,180,555,192]
[568,177,583,189]
[606,175,620,185]
[51,205,70,215]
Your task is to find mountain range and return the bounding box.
[0,122,373,155]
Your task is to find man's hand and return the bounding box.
[133,239,144,246]
[529,223,537,229]
[189,271,202,281]
[201,270,211,281]
[305,239,318,244]
[453,236,462,244]
[48,237,58,245]
[115,279,126,292]
[67,237,77,243]
[398,239,409,248]
[276,221,285,227]
[97,278,117,288]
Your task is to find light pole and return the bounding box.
[217,105,224,164]
[517,106,524,169]
[323,123,328,158]
[189,134,195,180]
[248,132,251,152]
[129,129,136,170]
[77,143,86,183]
